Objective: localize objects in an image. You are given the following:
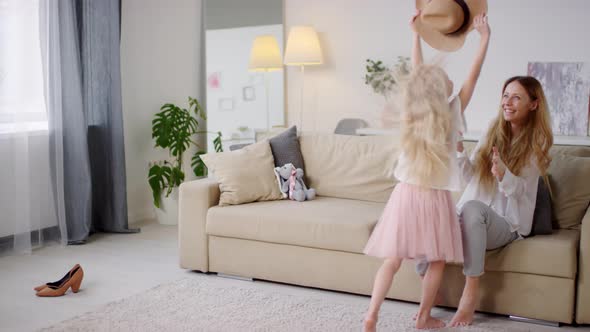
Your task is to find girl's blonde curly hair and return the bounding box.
[400,64,453,187]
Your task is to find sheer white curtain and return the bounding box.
[0,0,66,254]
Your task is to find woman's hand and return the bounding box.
[473,13,490,39]
[409,9,421,33]
[457,141,464,153]
[457,133,464,153]
[491,146,506,181]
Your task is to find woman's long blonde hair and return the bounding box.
[400,65,453,187]
[475,76,553,192]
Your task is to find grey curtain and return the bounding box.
[42,0,138,244]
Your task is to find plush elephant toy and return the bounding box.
[274,163,316,202]
[274,164,292,198]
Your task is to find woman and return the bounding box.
[418,76,553,327]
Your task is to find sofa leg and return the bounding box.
[509,315,560,327]
[217,273,254,282]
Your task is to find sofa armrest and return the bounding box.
[576,205,590,324]
[178,177,220,272]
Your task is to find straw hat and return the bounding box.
[414,0,487,52]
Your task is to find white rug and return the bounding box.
[39,275,530,332]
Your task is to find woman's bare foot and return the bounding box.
[449,309,474,327]
[449,293,476,327]
[416,315,445,330]
[413,291,444,320]
[449,276,479,327]
[363,315,377,332]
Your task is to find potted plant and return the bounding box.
[364,56,410,97]
[364,56,410,128]
[148,96,222,225]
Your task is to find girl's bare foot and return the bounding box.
[363,314,377,332]
[416,315,445,330]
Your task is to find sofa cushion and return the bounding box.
[299,134,398,203]
[530,177,553,236]
[206,196,384,253]
[485,229,579,279]
[269,126,305,170]
[200,140,283,206]
[550,145,590,158]
[548,153,590,229]
[207,196,579,279]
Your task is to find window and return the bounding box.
[0,0,48,134]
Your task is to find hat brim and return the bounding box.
[415,0,488,52]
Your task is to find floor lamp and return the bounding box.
[249,35,283,132]
[284,26,323,134]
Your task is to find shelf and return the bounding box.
[221,137,254,142]
[356,128,590,147]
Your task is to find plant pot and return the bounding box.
[155,188,178,225]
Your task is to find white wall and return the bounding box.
[120,0,590,221]
[206,24,284,151]
[121,0,203,222]
[285,0,590,134]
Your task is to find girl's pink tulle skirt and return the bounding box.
[364,182,464,263]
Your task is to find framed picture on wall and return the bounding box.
[243,86,255,101]
[207,72,222,90]
[218,98,234,111]
[527,62,590,136]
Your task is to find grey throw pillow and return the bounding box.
[269,126,305,170]
[530,177,553,236]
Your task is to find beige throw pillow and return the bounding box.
[200,140,283,206]
[548,153,590,229]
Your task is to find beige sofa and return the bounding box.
[179,134,590,325]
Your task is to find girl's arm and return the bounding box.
[409,10,423,67]
[458,13,490,112]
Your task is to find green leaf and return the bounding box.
[190,97,207,121]
[191,151,207,177]
[152,109,174,148]
[213,131,223,152]
[159,105,194,158]
[148,164,172,208]
[169,166,185,188]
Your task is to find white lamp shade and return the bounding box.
[249,35,283,71]
[284,26,323,66]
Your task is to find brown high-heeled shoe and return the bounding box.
[36,264,84,297]
[33,264,81,292]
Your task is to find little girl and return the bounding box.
[363,11,490,331]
